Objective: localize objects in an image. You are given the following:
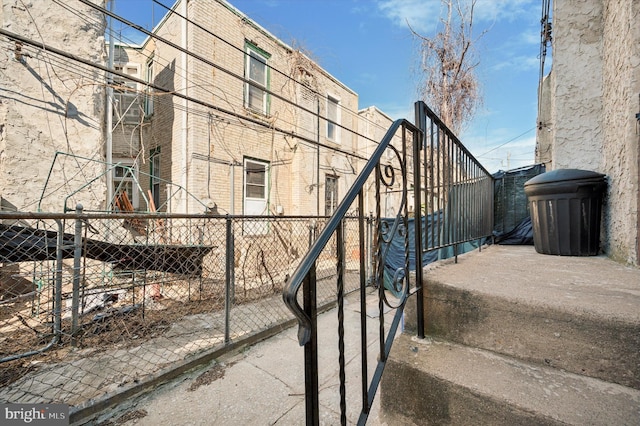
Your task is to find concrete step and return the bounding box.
[380,334,640,426]
[403,245,640,390]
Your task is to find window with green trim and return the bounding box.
[113,160,138,210]
[150,148,161,210]
[244,42,270,114]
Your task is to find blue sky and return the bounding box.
[112,0,544,173]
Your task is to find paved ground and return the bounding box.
[105,287,390,426]
[1,294,294,407]
[422,244,640,323]
[94,244,640,425]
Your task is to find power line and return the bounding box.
[5,0,401,168]
[151,0,379,137]
[59,0,394,154]
[77,0,389,149]
[40,0,368,143]
[0,28,376,165]
[476,126,536,158]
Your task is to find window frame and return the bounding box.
[244,158,269,203]
[150,147,161,210]
[325,174,339,216]
[113,159,139,210]
[244,42,271,115]
[113,63,141,124]
[243,158,270,235]
[327,94,341,143]
[144,56,154,117]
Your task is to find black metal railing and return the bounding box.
[283,101,494,425]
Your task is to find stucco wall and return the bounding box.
[0,0,106,212]
[550,0,604,171]
[601,0,640,264]
[535,74,553,169]
[538,0,640,265]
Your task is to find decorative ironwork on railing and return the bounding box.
[283,101,494,425]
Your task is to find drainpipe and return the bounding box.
[636,94,640,265]
[316,98,320,216]
[106,0,115,210]
[364,108,371,215]
[181,0,189,213]
[230,163,235,215]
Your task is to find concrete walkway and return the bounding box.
[98,244,640,425]
[106,288,389,426]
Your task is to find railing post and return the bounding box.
[302,264,319,426]
[366,213,373,286]
[374,165,386,360]
[224,215,234,344]
[336,220,346,426]
[359,195,370,416]
[71,204,83,347]
[368,213,375,288]
[414,102,426,339]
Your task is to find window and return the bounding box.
[325,175,338,216]
[113,64,140,124]
[144,57,154,117]
[150,148,161,210]
[245,160,268,203]
[327,95,340,142]
[244,158,269,235]
[244,43,270,114]
[113,160,138,210]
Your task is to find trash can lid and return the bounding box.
[524,168,606,187]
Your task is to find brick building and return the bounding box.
[112,0,394,219]
[1,0,401,219]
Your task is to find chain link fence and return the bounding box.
[0,212,367,416]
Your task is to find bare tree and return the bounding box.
[411,0,485,135]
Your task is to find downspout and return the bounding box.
[181,0,189,213]
[364,109,371,215]
[230,163,235,215]
[106,0,115,210]
[636,95,640,265]
[316,98,320,216]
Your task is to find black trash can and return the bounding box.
[524,169,606,256]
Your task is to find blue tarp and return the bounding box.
[493,216,533,245]
[380,214,484,296]
[380,165,546,295]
